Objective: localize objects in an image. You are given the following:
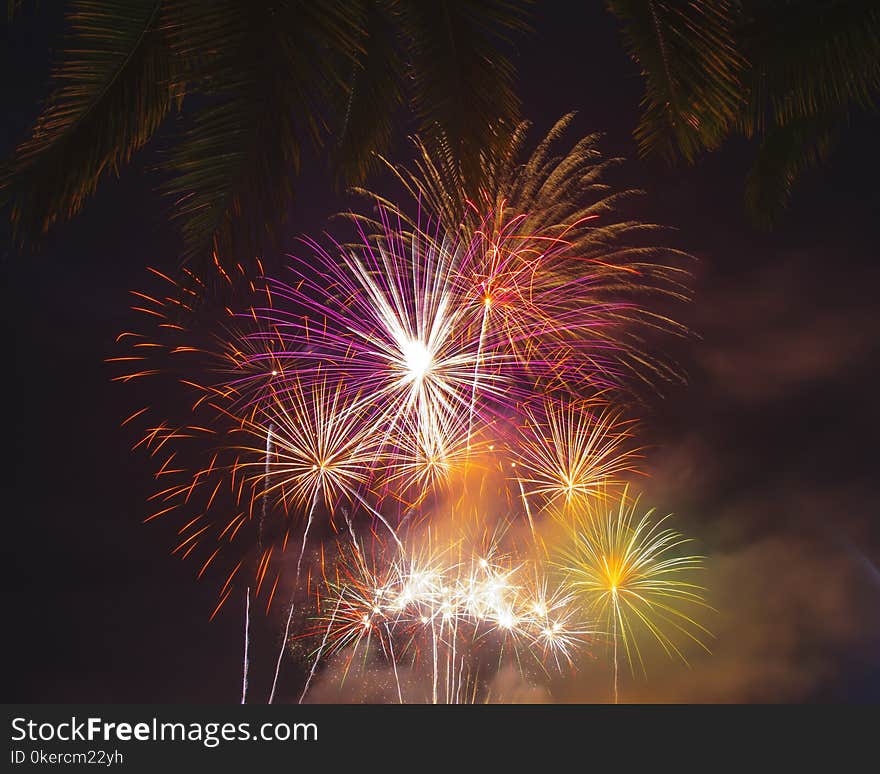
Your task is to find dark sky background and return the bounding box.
[4,4,879,703]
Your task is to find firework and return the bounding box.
[513,396,642,512]
[363,114,694,394]
[259,213,517,450]
[303,526,590,703]
[112,120,707,703]
[557,488,712,703]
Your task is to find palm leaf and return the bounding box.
[331,0,406,186]
[742,0,880,135]
[744,113,837,228]
[1,0,176,245]
[399,0,531,192]
[160,0,360,269]
[739,1,878,225]
[607,0,746,162]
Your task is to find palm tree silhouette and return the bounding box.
[1,0,529,265]
[606,0,880,226]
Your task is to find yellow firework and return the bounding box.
[513,397,642,510]
[558,489,711,702]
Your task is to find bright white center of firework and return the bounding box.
[402,339,432,382]
[498,611,515,629]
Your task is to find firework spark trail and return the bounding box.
[296,490,321,587]
[268,488,320,706]
[346,487,403,550]
[241,587,250,704]
[341,507,362,559]
[268,600,296,705]
[258,423,274,549]
[612,593,619,704]
[515,474,537,542]
[466,298,491,451]
[431,617,439,704]
[300,597,343,704]
[384,622,404,704]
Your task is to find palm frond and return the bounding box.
[744,113,837,228]
[160,0,360,269]
[331,0,406,186]
[400,0,531,192]
[742,0,880,135]
[1,0,175,245]
[607,0,746,162]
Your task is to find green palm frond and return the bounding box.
[609,0,879,224]
[331,0,406,186]
[744,113,837,228]
[739,1,879,226]
[160,0,359,268]
[400,0,531,191]
[3,0,533,266]
[606,0,746,162]
[742,0,880,135]
[1,0,176,245]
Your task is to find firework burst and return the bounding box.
[261,215,513,452]
[363,114,694,394]
[112,117,711,702]
[308,528,590,703]
[513,396,643,512]
[557,488,712,702]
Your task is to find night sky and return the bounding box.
[5,4,879,703]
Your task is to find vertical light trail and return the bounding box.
[295,489,321,584]
[466,299,491,450]
[258,423,274,549]
[431,617,439,704]
[241,587,250,704]
[270,488,321,704]
[385,622,404,704]
[299,597,342,704]
[612,593,619,705]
